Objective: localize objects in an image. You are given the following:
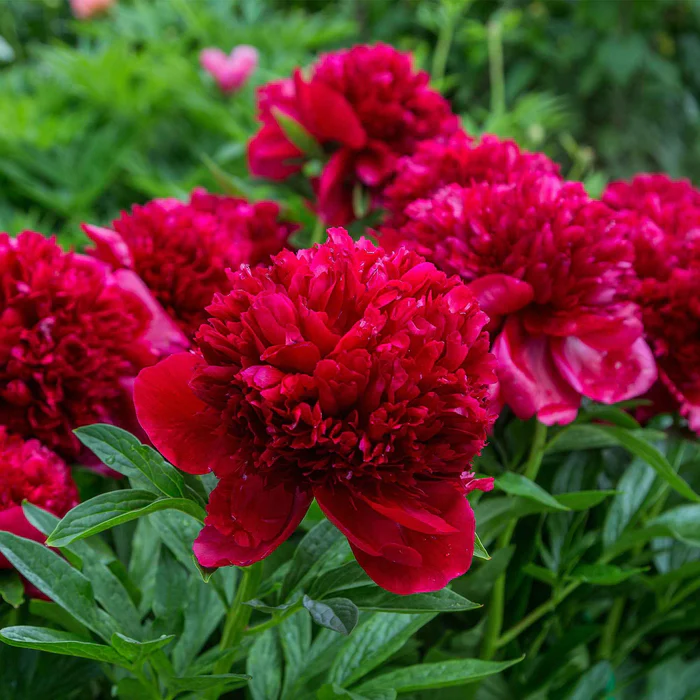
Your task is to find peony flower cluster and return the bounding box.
[135,230,496,594]
[84,189,296,338]
[0,231,184,462]
[604,174,700,432]
[248,43,458,225]
[382,131,561,226]
[380,175,658,424]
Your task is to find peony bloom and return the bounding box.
[380,175,657,425]
[0,231,185,462]
[135,229,496,594]
[248,43,458,225]
[200,45,259,93]
[70,0,116,19]
[604,174,700,431]
[0,428,78,583]
[382,131,561,226]
[84,189,297,338]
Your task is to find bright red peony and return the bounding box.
[382,131,561,226]
[248,43,458,225]
[135,229,496,594]
[380,175,658,424]
[0,231,184,462]
[84,189,297,338]
[604,174,700,431]
[0,427,78,574]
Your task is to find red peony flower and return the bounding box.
[382,131,561,226]
[135,229,496,594]
[604,174,700,431]
[380,175,658,424]
[0,427,78,579]
[0,231,184,462]
[248,43,458,225]
[84,189,297,338]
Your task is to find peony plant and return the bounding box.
[0,39,699,700]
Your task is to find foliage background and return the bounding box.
[1,0,699,247]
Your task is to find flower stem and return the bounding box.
[310,218,326,246]
[213,562,264,676]
[481,421,548,659]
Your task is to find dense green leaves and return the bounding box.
[497,472,569,510]
[339,586,479,613]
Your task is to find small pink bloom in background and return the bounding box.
[200,45,259,93]
[70,0,116,19]
[380,175,658,425]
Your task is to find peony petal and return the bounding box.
[317,149,356,225]
[82,223,133,268]
[194,474,311,567]
[315,482,478,594]
[493,316,580,425]
[248,125,304,180]
[134,352,236,474]
[468,274,534,318]
[112,269,190,358]
[294,70,366,148]
[551,336,658,405]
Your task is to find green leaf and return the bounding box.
[568,660,613,700]
[569,564,647,585]
[650,505,700,547]
[546,425,666,453]
[522,563,557,586]
[496,472,569,511]
[310,562,372,599]
[168,674,250,692]
[0,626,127,665]
[355,657,523,693]
[340,586,479,613]
[281,520,345,601]
[555,490,618,510]
[473,532,490,560]
[244,599,298,615]
[115,679,154,700]
[0,571,24,608]
[247,628,282,700]
[74,424,187,498]
[110,632,175,661]
[0,532,112,639]
[317,685,370,700]
[303,596,359,635]
[22,502,60,536]
[573,425,700,503]
[330,613,435,687]
[271,106,322,156]
[28,600,91,638]
[47,489,205,548]
[580,405,641,429]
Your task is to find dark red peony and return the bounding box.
[135,229,496,594]
[604,174,700,431]
[0,231,184,462]
[0,427,78,576]
[248,43,458,225]
[84,189,297,338]
[380,175,657,424]
[382,131,561,226]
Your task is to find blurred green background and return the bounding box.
[1,0,699,247]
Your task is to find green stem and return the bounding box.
[481,421,548,659]
[432,6,459,84]
[213,563,264,676]
[598,597,625,660]
[245,600,303,636]
[487,17,506,117]
[310,218,326,246]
